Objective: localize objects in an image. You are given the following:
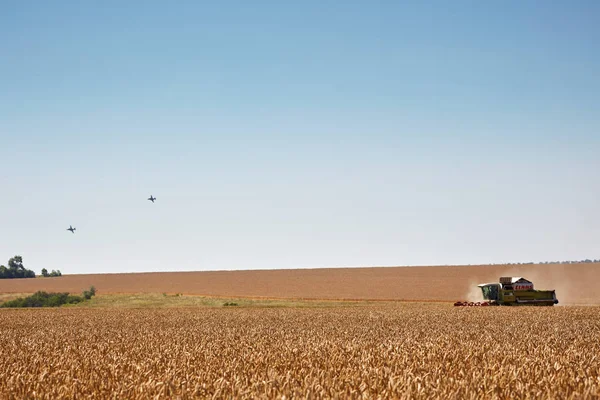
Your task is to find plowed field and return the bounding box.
[0,263,598,304]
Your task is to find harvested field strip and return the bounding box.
[1,304,599,399]
[73,293,377,308]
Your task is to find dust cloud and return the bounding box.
[465,282,484,302]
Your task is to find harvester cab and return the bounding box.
[478,283,500,302]
[455,277,559,306]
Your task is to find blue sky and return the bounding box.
[1,1,599,274]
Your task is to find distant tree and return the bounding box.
[8,256,25,278]
[8,256,22,268]
[41,268,49,277]
[49,270,62,277]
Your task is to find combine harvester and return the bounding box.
[454,277,559,306]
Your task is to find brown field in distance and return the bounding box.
[0,262,598,304]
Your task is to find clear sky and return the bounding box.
[1,1,599,274]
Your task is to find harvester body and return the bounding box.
[477,277,558,306]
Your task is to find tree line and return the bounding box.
[41,268,62,277]
[0,256,35,279]
[0,256,61,279]
[501,259,600,265]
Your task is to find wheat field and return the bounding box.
[1,303,598,399]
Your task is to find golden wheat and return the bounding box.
[0,304,599,399]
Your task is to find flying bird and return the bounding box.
[148,195,156,203]
[67,225,76,233]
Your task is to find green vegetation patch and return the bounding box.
[1,286,96,308]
